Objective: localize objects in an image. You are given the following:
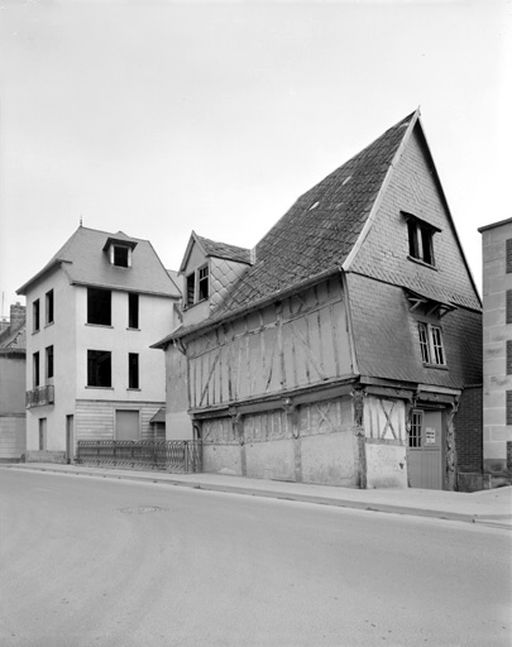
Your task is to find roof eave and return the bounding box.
[16,259,70,295]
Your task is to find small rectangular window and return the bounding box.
[507,341,512,375]
[198,265,209,301]
[33,352,40,387]
[430,325,445,365]
[186,273,195,307]
[128,293,139,329]
[507,391,512,425]
[113,245,129,267]
[33,299,40,332]
[407,216,436,266]
[45,289,54,324]
[128,353,139,389]
[506,239,512,274]
[87,350,112,387]
[409,410,422,448]
[38,418,47,450]
[507,291,512,324]
[418,323,431,364]
[87,288,112,326]
[418,322,446,367]
[46,345,54,380]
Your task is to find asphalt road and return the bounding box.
[0,469,510,647]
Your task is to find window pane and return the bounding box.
[186,273,195,307]
[430,326,445,365]
[46,346,54,379]
[87,350,112,387]
[113,246,129,267]
[409,410,422,448]
[198,265,209,301]
[87,288,112,325]
[45,290,54,324]
[128,293,139,328]
[418,323,430,364]
[33,352,40,387]
[408,221,419,258]
[421,227,433,265]
[33,299,40,332]
[128,353,139,389]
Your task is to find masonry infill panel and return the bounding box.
[87,288,112,325]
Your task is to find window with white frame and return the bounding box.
[417,322,446,366]
[185,264,209,308]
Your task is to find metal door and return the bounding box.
[407,409,443,489]
[115,410,139,441]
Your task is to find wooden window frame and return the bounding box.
[404,213,439,267]
[45,345,54,380]
[417,322,446,367]
[184,264,209,308]
[409,410,423,448]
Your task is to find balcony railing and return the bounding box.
[26,384,55,409]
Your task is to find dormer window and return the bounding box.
[103,236,137,268]
[113,245,130,267]
[185,264,209,308]
[403,213,440,267]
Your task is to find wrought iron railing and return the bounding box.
[75,439,202,473]
[26,384,55,408]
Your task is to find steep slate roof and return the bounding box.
[196,235,252,265]
[0,323,26,353]
[17,226,181,298]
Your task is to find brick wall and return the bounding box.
[455,386,483,472]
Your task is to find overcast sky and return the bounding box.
[1,0,511,316]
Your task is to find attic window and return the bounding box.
[404,213,440,267]
[185,264,209,308]
[113,245,130,267]
[103,236,137,268]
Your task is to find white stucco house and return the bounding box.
[17,226,181,462]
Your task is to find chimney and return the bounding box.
[10,302,26,329]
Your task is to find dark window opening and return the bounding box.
[87,350,112,387]
[33,352,40,387]
[113,245,129,267]
[46,346,54,380]
[186,273,195,307]
[507,391,512,425]
[33,299,40,332]
[128,293,139,329]
[506,239,512,274]
[45,289,54,324]
[507,290,512,324]
[128,353,139,389]
[407,217,436,266]
[507,340,512,375]
[87,288,111,325]
[198,265,209,301]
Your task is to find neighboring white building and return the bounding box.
[17,226,181,461]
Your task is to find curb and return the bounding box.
[4,464,511,530]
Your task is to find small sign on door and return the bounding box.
[425,427,436,444]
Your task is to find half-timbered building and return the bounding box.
[154,110,482,490]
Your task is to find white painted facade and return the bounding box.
[20,228,180,457]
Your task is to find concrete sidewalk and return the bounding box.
[4,462,512,529]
